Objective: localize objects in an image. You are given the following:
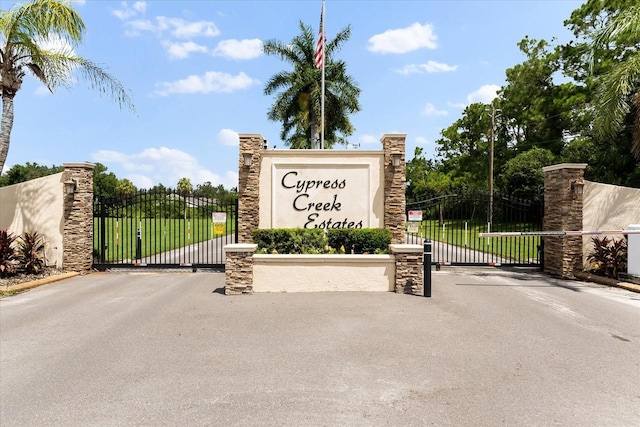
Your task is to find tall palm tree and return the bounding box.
[0,0,134,173]
[591,4,640,159]
[263,21,361,149]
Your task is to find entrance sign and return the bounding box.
[259,152,385,229]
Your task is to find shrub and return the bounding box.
[587,236,627,279]
[252,228,326,254]
[252,228,391,254]
[327,228,391,254]
[0,230,18,278]
[16,231,46,275]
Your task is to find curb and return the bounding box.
[2,272,80,293]
[574,272,640,294]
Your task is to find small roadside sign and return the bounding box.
[212,212,227,223]
[407,221,420,233]
[212,212,227,235]
[408,210,423,222]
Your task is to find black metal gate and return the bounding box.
[93,190,238,271]
[406,191,543,267]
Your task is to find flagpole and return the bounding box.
[320,0,325,150]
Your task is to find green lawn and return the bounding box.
[94,215,236,261]
[410,220,541,262]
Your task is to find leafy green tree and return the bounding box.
[93,163,117,197]
[406,147,453,203]
[435,103,493,191]
[0,161,61,186]
[0,0,134,173]
[589,3,640,159]
[176,177,193,196]
[115,178,135,198]
[263,21,361,148]
[499,148,555,200]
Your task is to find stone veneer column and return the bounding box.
[225,244,257,294]
[390,244,423,294]
[62,162,95,273]
[382,134,407,244]
[237,134,264,243]
[542,163,587,278]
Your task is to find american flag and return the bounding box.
[314,4,325,69]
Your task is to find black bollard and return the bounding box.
[424,239,432,297]
[136,228,142,260]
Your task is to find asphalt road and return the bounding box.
[1,268,639,426]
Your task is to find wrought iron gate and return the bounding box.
[406,191,543,267]
[93,190,238,271]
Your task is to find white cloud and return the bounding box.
[92,147,237,189]
[415,136,429,145]
[357,134,379,146]
[162,40,208,59]
[368,23,437,54]
[421,103,448,116]
[448,101,466,109]
[467,84,500,104]
[212,39,263,60]
[122,16,219,38]
[157,16,219,38]
[112,1,146,21]
[218,129,239,146]
[396,60,457,75]
[154,71,259,95]
[71,0,87,5]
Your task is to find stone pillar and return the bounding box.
[390,244,423,295]
[382,134,407,244]
[541,163,587,278]
[62,162,95,273]
[237,134,264,243]
[224,244,257,294]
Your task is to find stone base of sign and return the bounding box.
[224,244,424,295]
[253,254,395,292]
[390,244,424,295]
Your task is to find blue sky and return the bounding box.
[4,0,583,189]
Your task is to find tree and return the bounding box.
[93,162,117,198]
[176,177,193,220]
[0,0,134,173]
[589,3,640,159]
[0,161,61,186]
[115,178,135,198]
[499,148,555,200]
[263,21,361,148]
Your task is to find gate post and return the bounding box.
[541,163,587,278]
[62,162,95,273]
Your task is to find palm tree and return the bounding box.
[590,4,640,159]
[263,21,361,149]
[0,0,134,173]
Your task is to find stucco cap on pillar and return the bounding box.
[390,244,423,254]
[63,162,95,170]
[380,133,407,141]
[542,163,587,172]
[224,243,258,253]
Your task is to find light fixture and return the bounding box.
[391,153,402,167]
[571,178,584,196]
[243,152,253,167]
[63,178,77,195]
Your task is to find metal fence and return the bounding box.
[406,191,543,267]
[93,190,238,271]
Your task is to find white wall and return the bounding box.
[582,180,640,268]
[0,173,64,267]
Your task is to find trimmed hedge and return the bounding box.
[252,228,391,254]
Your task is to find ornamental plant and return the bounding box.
[586,236,627,279]
[0,229,18,277]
